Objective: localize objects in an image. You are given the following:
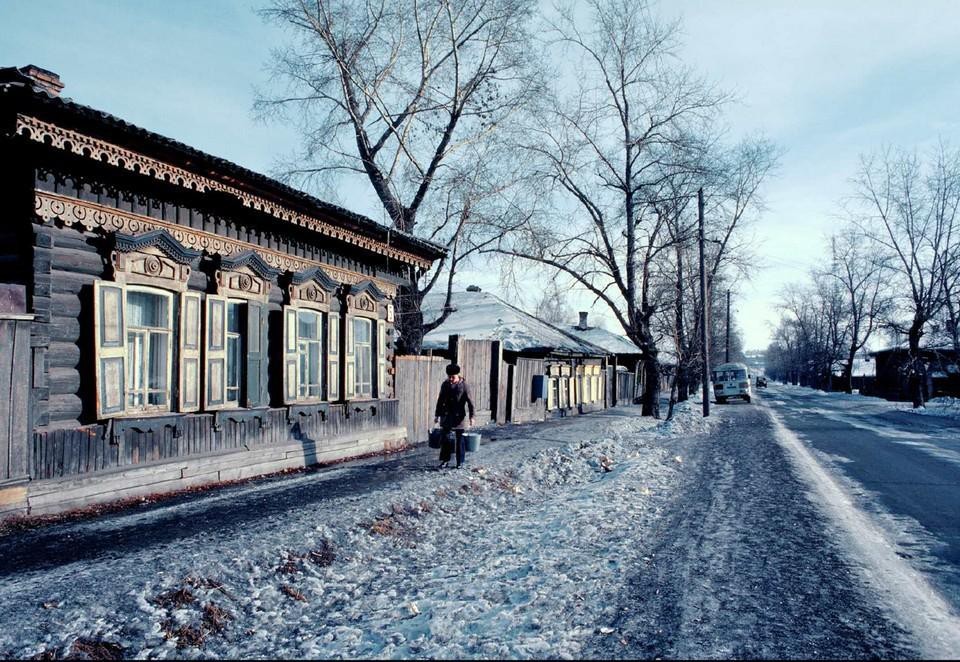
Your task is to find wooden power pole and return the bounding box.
[725,289,731,363]
[698,188,710,417]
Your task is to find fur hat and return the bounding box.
[445,363,461,376]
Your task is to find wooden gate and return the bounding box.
[395,355,447,445]
[510,357,546,423]
[448,336,502,425]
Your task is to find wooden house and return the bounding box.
[420,287,611,423]
[0,65,444,518]
[565,311,644,406]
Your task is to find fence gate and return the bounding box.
[394,355,448,445]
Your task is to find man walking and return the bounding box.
[434,363,476,469]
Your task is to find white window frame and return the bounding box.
[125,285,174,415]
[352,316,374,398]
[297,308,326,401]
[225,299,245,407]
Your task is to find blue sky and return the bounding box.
[3,0,959,349]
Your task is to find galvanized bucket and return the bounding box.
[428,428,444,449]
[463,432,481,453]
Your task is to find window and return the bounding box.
[352,317,373,397]
[125,288,173,413]
[298,309,324,399]
[226,301,244,406]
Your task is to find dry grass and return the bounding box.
[150,588,196,608]
[308,540,336,567]
[68,638,125,660]
[280,585,307,602]
[201,602,233,634]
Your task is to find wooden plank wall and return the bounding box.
[496,358,509,424]
[615,371,636,406]
[30,401,402,481]
[395,356,447,445]
[450,336,496,424]
[510,357,546,423]
[0,317,32,482]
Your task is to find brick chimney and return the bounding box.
[578,311,589,330]
[19,65,64,97]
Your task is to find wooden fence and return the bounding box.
[510,357,546,423]
[394,355,448,445]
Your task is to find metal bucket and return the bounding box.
[463,432,481,453]
[428,428,444,449]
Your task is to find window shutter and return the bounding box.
[283,306,299,404]
[204,294,229,410]
[94,280,127,419]
[328,312,339,401]
[376,319,387,399]
[345,313,356,399]
[245,301,268,407]
[179,291,202,412]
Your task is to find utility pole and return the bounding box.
[725,289,731,363]
[698,188,710,417]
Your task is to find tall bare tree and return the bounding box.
[257,0,542,351]
[853,143,960,406]
[485,0,735,417]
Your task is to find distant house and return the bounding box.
[867,345,960,401]
[421,288,612,422]
[565,311,644,404]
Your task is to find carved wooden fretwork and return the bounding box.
[217,266,269,303]
[17,114,432,269]
[345,280,388,313]
[111,229,199,292]
[34,190,398,296]
[216,251,278,304]
[288,267,340,311]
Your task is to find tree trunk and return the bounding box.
[641,358,661,418]
[841,354,854,394]
[908,319,925,408]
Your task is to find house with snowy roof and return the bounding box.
[421,287,615,423]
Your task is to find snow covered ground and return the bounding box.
[0,403,715,659]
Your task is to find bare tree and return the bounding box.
[257,0,543,352]
[853,143,960,406]
[817,228,891,392]
[484,0,735,417]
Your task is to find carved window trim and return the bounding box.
[215,251,279,304]
[110,230,200,293]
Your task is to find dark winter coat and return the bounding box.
[435,378,476,429]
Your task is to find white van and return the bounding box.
[711,362,753,404]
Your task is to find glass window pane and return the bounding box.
[299,310,318,340]
[148,331,168,392]
[127,290,167,328]
[354,318,371,343]
[227,302,242,334]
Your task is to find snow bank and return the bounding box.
[1,406,714,660]
[899,397,960,422]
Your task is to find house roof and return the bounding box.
[421,289,609,356]
[0,65,446,265]
[566,324,642,356]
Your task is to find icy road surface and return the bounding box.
[0,399,938,658]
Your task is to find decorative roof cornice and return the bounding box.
[114,229,201,264]
[13,113,441,269]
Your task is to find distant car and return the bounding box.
[756,376,768,388]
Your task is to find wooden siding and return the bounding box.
[30,400,401,481]
[395,355,447,445]
[0,316,32,483]
[510,357,546,423]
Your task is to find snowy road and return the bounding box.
[0,396,949,658]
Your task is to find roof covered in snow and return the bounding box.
[421,290,609,355]
[565,324,642,356]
